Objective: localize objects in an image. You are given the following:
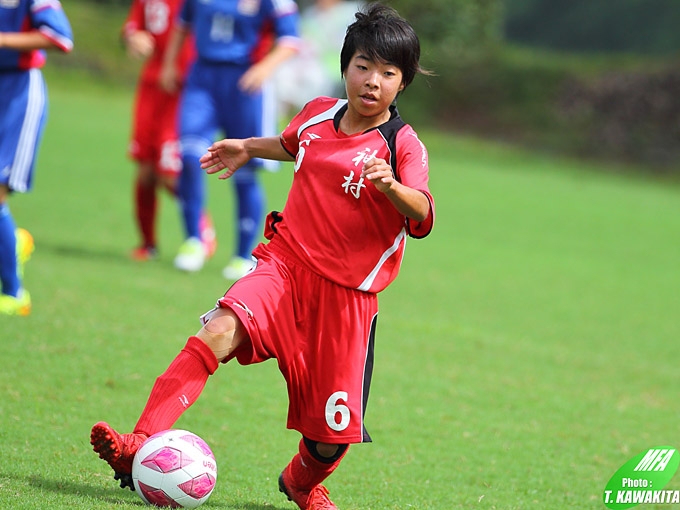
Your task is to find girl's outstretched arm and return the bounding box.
[200,136,294,180]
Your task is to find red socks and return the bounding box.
[135,179,157,248]
[134,336,219,436]
[287,439,348,490]
[132,336,347,493]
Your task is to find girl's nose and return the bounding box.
[366,72,379,88]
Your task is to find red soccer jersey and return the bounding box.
[273,97,435,293]
[122,0,195,84]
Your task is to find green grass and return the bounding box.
[48,0,139,87]
[1,74,680,510]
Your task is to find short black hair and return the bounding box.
[340,2,428,90]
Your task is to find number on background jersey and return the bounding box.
[210,13,234,42]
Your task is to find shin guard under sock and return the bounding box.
[288,438,349,490]
[133,336,219,436]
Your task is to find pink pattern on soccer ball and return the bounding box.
[180,433,216,460]
[133,430,217,508]
[141,447,194,473]
[178,472,216,499]
[138,481,182,508]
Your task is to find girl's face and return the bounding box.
[342,50,405,131]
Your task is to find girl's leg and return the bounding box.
[231,167,264,258]
[132,161,158,254]
[279,438,348,508]
[0,198,19,297]
[91,307,246,486]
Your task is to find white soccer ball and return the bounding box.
[131,429,218,508]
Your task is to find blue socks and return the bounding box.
[232,169,263,259]
[179,155,206,240]
[179,154,264,259]
[0,204,19,297]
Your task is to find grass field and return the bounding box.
[1,74,679,510]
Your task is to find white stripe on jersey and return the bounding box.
[40,26,74,52]
[261,79,279,171]
[357,228,407,292]
[180,135,211,158]
[11,69,45,193]
[296,99,346,139]
[32,0,62,11]
[272,0,298,16]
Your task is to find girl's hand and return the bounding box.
[199,139,251,180]
[159,63,179,94]
[362,157,395,194]
[126,30,154,59]
[238,62,269,94]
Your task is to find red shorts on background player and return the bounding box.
[122,0,215,261]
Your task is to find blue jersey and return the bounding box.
[0,0,73,71]
[179,0,299,65]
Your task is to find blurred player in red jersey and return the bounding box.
[122,0,216,261]
[91,4,435,509]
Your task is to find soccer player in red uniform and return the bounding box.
[91,4,435,509]
[122,0,215,261]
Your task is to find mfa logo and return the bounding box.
[603,447,680,508]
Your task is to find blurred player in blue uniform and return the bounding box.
[161,0,300,278]
[0,0,73,315]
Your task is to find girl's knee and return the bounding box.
[303,438,349,463]
[196,308,244,361]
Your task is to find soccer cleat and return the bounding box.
[0,289,31,316]
[199,211,217,259]
[15,228,34,278]
[130,246,158,261]
[305,486,338,510]
[279,468,337,510]
[173,237,205,272]
[222,256,256,281]
[90,421,148,491]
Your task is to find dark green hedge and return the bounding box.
[504,0,680,55]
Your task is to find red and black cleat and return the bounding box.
[90,421,147,491]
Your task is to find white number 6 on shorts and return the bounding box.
[325,391,350,431]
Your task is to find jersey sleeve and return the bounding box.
[178,0,193,28]
[122,0,145,37]
[269,0,300,49]
[32,0,73,53]
[279,98,319,157]
[280,118,300,158]
[396,126,435,239]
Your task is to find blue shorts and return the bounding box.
[178,60,278,172]
[0,69,48,193]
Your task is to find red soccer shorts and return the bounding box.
[201,242,377,444]
[128,80,182,177]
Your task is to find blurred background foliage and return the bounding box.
[505,0,680,55]
[52,0,680,172]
